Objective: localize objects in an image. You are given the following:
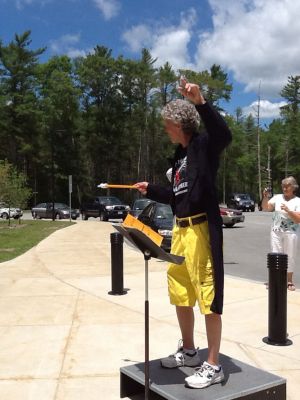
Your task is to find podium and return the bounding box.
[113,224,184,400]
[120,355,286,400]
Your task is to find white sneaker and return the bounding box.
[160,340,201,368]
[185,361,224,388]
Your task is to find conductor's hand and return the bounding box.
[178,77,206,106]
[134,182,149,196]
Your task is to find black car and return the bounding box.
[130,198,153,218]
[138,202,173,251]
[81,196,130,221]
[31,202,80,220]
[227,193,255,212]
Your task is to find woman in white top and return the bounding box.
[262,176,300,290]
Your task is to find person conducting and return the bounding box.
[135,77,232,389]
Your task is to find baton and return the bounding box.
[98,183,137,189]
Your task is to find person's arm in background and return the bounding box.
[261,189,275,211]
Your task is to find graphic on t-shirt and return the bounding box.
[173,156,188,196]
[269,194,300,233]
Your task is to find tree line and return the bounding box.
[0,31,300,209]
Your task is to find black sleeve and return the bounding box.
[196,102,232,156]
[146,184,172,205]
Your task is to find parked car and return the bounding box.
[220,206,245,227]
[130,198,153,218]
[0,203,23,219]
[137,201,245,249]
[81,196,130,221]
[31,202,80,220]
[227,193,255,212]
[138,202,173,251]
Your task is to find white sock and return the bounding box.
[206,361,221,371]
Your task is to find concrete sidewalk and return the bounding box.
[0,221,299,400]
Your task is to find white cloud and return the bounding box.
[151,29,193,70]
[50,33,80,52]
[121,8,197,70]
[121,25,153,53]
[14,0,51,9]
[243,100,287,119]
[67,48,88,58]
[92,0,121,20]
[50,33,90,58]
[195,0,300,98]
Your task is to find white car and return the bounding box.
[0,203,23,219]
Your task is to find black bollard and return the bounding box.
[108,232,127,295]
[263,252,292,346]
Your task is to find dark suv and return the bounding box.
[227,193,255,212]
[81,196,130,221]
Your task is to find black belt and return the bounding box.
[176,214,207,228]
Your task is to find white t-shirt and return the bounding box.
[268,194,300,233]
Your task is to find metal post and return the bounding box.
[69,175,72,222]
[108,232,127,295]
[144,250,151,400]
[263,252,292,346]
[51,130,55,221]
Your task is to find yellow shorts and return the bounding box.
[167,214,214,315]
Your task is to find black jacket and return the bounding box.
[147,101,232,314]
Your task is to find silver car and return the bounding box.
[220,207,245,228]
[31,202,80,220]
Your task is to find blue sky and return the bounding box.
[0,0,299,122]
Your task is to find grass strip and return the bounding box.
[0,219,74,263]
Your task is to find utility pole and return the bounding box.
[50,129,66,221]
[256,82,262,200]
[284,136,289,177]
[267,145,272,194]
[51,129,55,221]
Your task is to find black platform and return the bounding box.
[120,350,286,400]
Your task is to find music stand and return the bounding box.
[113,224,184,400]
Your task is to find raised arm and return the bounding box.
[178,77,232,154]
[261,189,274,212]
[177,77,206,106]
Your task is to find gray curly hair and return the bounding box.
[282,176,299,192]
[161,99,200,134]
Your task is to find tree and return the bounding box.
[279,76,300,179]
[0,31,45,172]
[156,62,178,105]
[36,55,80,203]
[75,46,125,198]
[280,75,300,118]
[0,160,32,225]
[134,49,158,181]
